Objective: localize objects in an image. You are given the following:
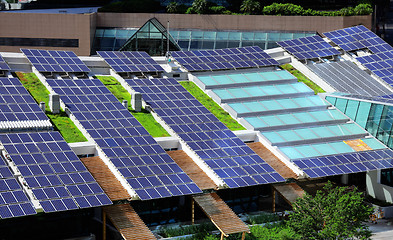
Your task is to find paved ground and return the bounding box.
[367,218,393,239]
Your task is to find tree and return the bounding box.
[240,0,261,14]
[166,1,179,13]
[192,0,208,14]
[287,182,373,240]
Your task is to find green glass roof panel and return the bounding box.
[228,88,250,98]
[260,72,281,81]
[229,103,250,114]
[295,145,321,158]
[198,76,217,86]
[213,89,233,99]
[291,97,316,107]
[275,98,299,109]
[278,130,302,142]
[227,74,249,83]
[309,95,330,106]
[278,84,299,94]
[260,115,282,127]
[275,70,296,80]
[291,112,316,123]
[276,114,302,125]
[245,117,268,128]
[291,82,314,93]
[263,132,286,144]
[280,146,304,159]
[242,86,265,96]
[260,100,282,110]
[243,72,266,82]
[294,128,318,140]
[212,75,235,85]
[361,138,386,150]
[311,143,338,155]
[311,126,335,138]
[259,85,281,95]
[330,141,355,154]
[242,101,266,111]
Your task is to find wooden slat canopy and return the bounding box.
[167,150,217,190]
[192,192,250,238]
[272,183,305,212]
[247,142,297,179]
[81,156,130,201]
[104,204,156,240]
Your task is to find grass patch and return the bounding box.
[247,212,279,225]
[15,72,87,143]
[180,81,245,131]
[96,75,170,137]
[159,222,216,238]
[281,64,325,94]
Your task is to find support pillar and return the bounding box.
[191,198,195,225]
[49,94,60,114]
[272,187,276,213]
[132,92,142,112]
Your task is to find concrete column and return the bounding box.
[132,92,142,112]
[39,102,45,112]
[341,174,349,185]
[122,100,128,109]
[49,94,60,114]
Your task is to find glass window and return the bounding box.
[191,31,204,40]
[254,32,267,41]
[241,32,254,41]
[202,41,215,49]
[229,32,241,41]
[279,33,293,41]
[356,101,371,128]
[95,29,105,38]
[178,31,191,40]
[381,169,393,187]
[215,41,228,49]
[345,100,360,120]
[103,29,116,38]
[216,32,229,40]
[268,32,281,41]
[334,98,348,113]
[203,31,216,40]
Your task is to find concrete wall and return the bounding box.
[0,12,95,56]
[367,170,393,203]
[96,13,372,34]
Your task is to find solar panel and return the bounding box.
[293,148,393,178]
[356,51,393,87]
[44,78,202,200]
[0,77,52,131]
[97,51,164,74]
[21,49,91,73]
[277,35,341,60]
[126,78,285,188]
[0,54,10,71]
[170,46,279,72]
[0,155,36,219]
[323,25,393,53]
[0,132,112,212]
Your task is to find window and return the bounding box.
[381,169,393,187]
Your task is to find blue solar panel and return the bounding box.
[21,49,90,73]
[0,54,10,71]
[44,78,202,200]
[0,132,112,212]
[293,148,393,178]
[0,77,51,128]
[97,51,164,74]
[278,35,341,60]
[356,51,393,87]
[323,25,393,53]
[126,78,285,188]
[0,155,36,219]
[171,46,279,72]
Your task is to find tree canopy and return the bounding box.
[287,182,373,240]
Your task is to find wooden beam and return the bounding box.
[220,232,224,240]
[272,187,276,213]
[241,232,246,240]
[192,198,195,225]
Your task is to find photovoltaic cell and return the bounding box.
[126,78,285,188]
[21,49,90,73]
[44,78,202,200]
[170,46,279,72]
[0,132,112,212]
[0,155,36,219]
[323,25,393,53]
[0,54,10,71]
[356,51,393,87]
[0,77,50,124]
[277,35,341,60]
[97,51,164,73]
[292,148,393,178]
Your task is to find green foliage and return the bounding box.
[240,0,261,15]
[247,212,279,225]
[280,64,325,94]
[186,6,197,14]
[180,81,245,131]
[98,0,162,13]
[209,6,229,14]
[166,1,179,13]
[192,0,208,14]
[16,72,87,143]
[287,181,373,240]
[159,222,216,238]
[248,223,300,240]
[262,3,372,16]
[96,76,170,137]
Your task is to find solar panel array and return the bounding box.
[45,78,201,200]
[0,132,112,213]
[170,46,279,72]
[0,155,36,219]
[0,54,10,71]
[127,78,285,188]
[97,51,164,73]
[323,25,393,53]
[277,35,341,60]
[293,148,393,178]
[0,77,52,131]
[356,51,393,86]
[21,49,90,73]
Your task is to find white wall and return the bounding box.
[367,170,393,203]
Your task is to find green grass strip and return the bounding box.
[16,72,88,143]
[96,76,170,137]
[281,64,325,94]
[180,81,245,131]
